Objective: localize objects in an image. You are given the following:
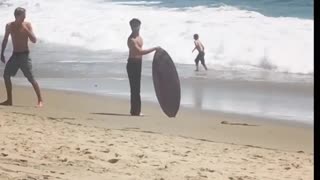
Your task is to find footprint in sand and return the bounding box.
[157,165,168,170]
[252,154,264,159]
[115,153,120,157]
[87,140,96,143]
[47,117,61,121]
[19,159,28,163]
[200,168,215,173]
[230,176,252,180]
[197,172,208,178]
[108,159,120,164]
[60,158,68,162]
[101,149,110,153]
[169,161,179,165]
[89,155,98,160]
[82,149,92,155]
[57,146,71,151]
[136,154,145,159]
[221,121,258,127]
[291,163,301,168]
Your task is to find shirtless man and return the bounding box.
[192,34,208,71]
[127,18,159,116]
[1,7,43,107]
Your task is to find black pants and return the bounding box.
[127,60,142,115]
[195,51,205,65]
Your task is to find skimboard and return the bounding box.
[152,48,181,117]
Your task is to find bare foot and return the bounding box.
[0,100,12,106]
[36,101,44,108]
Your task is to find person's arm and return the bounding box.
[23,22,37,43]
[1,24,10,63]
[192,41,197,53]
[129,39,158,55]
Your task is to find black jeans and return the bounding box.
[127,59,142,115]
[195,51,205,65]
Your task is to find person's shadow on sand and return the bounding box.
[91,112,132,117]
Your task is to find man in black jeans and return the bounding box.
[127,18,160,116]
[192,34,208,71]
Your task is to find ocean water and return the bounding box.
[0,0,314,74]
[0,0,314,124]
[110,0,313,19]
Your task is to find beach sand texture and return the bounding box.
[0,85,313,180]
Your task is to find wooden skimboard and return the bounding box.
[152,48,181,117]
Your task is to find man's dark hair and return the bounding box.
[194,34,199,40]
[14,7,26,17]
[130,18,141,27]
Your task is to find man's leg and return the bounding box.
[21,56,43,107]
[127,62,135,114]
[29,79,43,107]
[201,59,208,70]
[195,56,199,71]
[132,62,141,115]
[200,53,208,70]
[0,56,18,106]
[0,74,13,105]
[127,61,142,115]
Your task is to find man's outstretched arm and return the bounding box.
[129,39,158,55]
[1,24,10,63]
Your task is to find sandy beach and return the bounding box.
[0,83,313,180]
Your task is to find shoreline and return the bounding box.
[8,81,314,128]
[3,77,314,126]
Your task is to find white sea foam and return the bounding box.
[0,0,314,74]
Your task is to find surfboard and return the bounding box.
[152,48,181,117]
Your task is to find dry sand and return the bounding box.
[0,84,313,180]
